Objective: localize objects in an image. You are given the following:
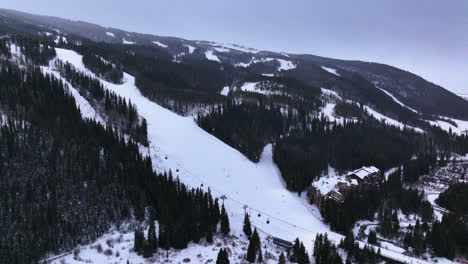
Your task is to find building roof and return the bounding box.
[312,175,358,196]
[347,166,380,179]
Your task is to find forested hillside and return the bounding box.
[0,40,227,264]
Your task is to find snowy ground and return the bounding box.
[152,41,168,48]
[48,221,299,264]
[426,116,468,135]
[321,66,340,77]
[220,86,230,96]
[50,47,442,264]
[205,50,221,62]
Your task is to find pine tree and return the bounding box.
[246,229,260,262]
[257,246,263,263]
[147,220,158,252]
[278,252,286,264]
[368,230,378,245]
[220,204,230,235]
[216,248,230,264]
[243,212,253,237]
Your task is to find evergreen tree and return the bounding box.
[243,212,253,237]
[220,204,230,235]
[257,246,263,263]
[216,248,230,264]
[147,220,158,252]
[368,230,378,245]
[278,252,286,264]
[246,229,260,263]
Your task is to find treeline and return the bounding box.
[65,40,239,115]
[0,60,228,263]
[319,169,433,234]
[53,59,148,145]
[10,37,56,65]
[436,183,468,215]
[82,52,123,84]
[197,101,286,162]
[274,118,423,193]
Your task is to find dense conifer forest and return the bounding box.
[0,41,228,264]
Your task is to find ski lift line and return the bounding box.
[173,161,322,234]
[159,155,429,263]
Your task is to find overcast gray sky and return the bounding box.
[2,0,467,94]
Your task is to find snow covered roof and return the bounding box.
[312,174,358,196]
[347,166,380,179]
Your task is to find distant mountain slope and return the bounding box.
[1,8,467,121]
[296,54,468,120]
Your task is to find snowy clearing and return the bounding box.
[321,66,340,77]
[236,57,295,72]
[184,44,196,54]
[51,47,437,264]
[220,86,229,96]
[214,47,230,53]
[216,43,259,53]
[106,32,115,38]
[205,50,221,62]
[239,82,284,96]
[276,59,296,71]
[152,41,168,48]
[321,88,342,100]
[122,38,135,45]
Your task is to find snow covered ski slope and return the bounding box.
[53,48,440,264]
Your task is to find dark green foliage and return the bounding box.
[321,185,382,233]
[274,118,424,193]
[134,228,145,254]
[220,204,230,235]
[427,213,468,259]
[243,213,253,238]
[82,52,123,84]
[0,61,225,264]
[313,234,341,264]
[12,37,56,65]
[53,59,148,145]
[290,238,310,264]
[246,229,261,263]
[436,183,468,215]
[403,220,426,256]
[147,221,158,253]
[278,252,286,264]
[216,248,230,264]
[197,101,285,162]
[367,230,378,245]
[402,154,437,183]
[334,101,364,119]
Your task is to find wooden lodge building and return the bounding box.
[307,166,382,209]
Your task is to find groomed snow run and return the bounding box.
[376,86,418,113]
[321,66,340,77]
[53,48,438,264]
[205,50,221,62]
[152,41,168,48]
[363,105,424,133]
